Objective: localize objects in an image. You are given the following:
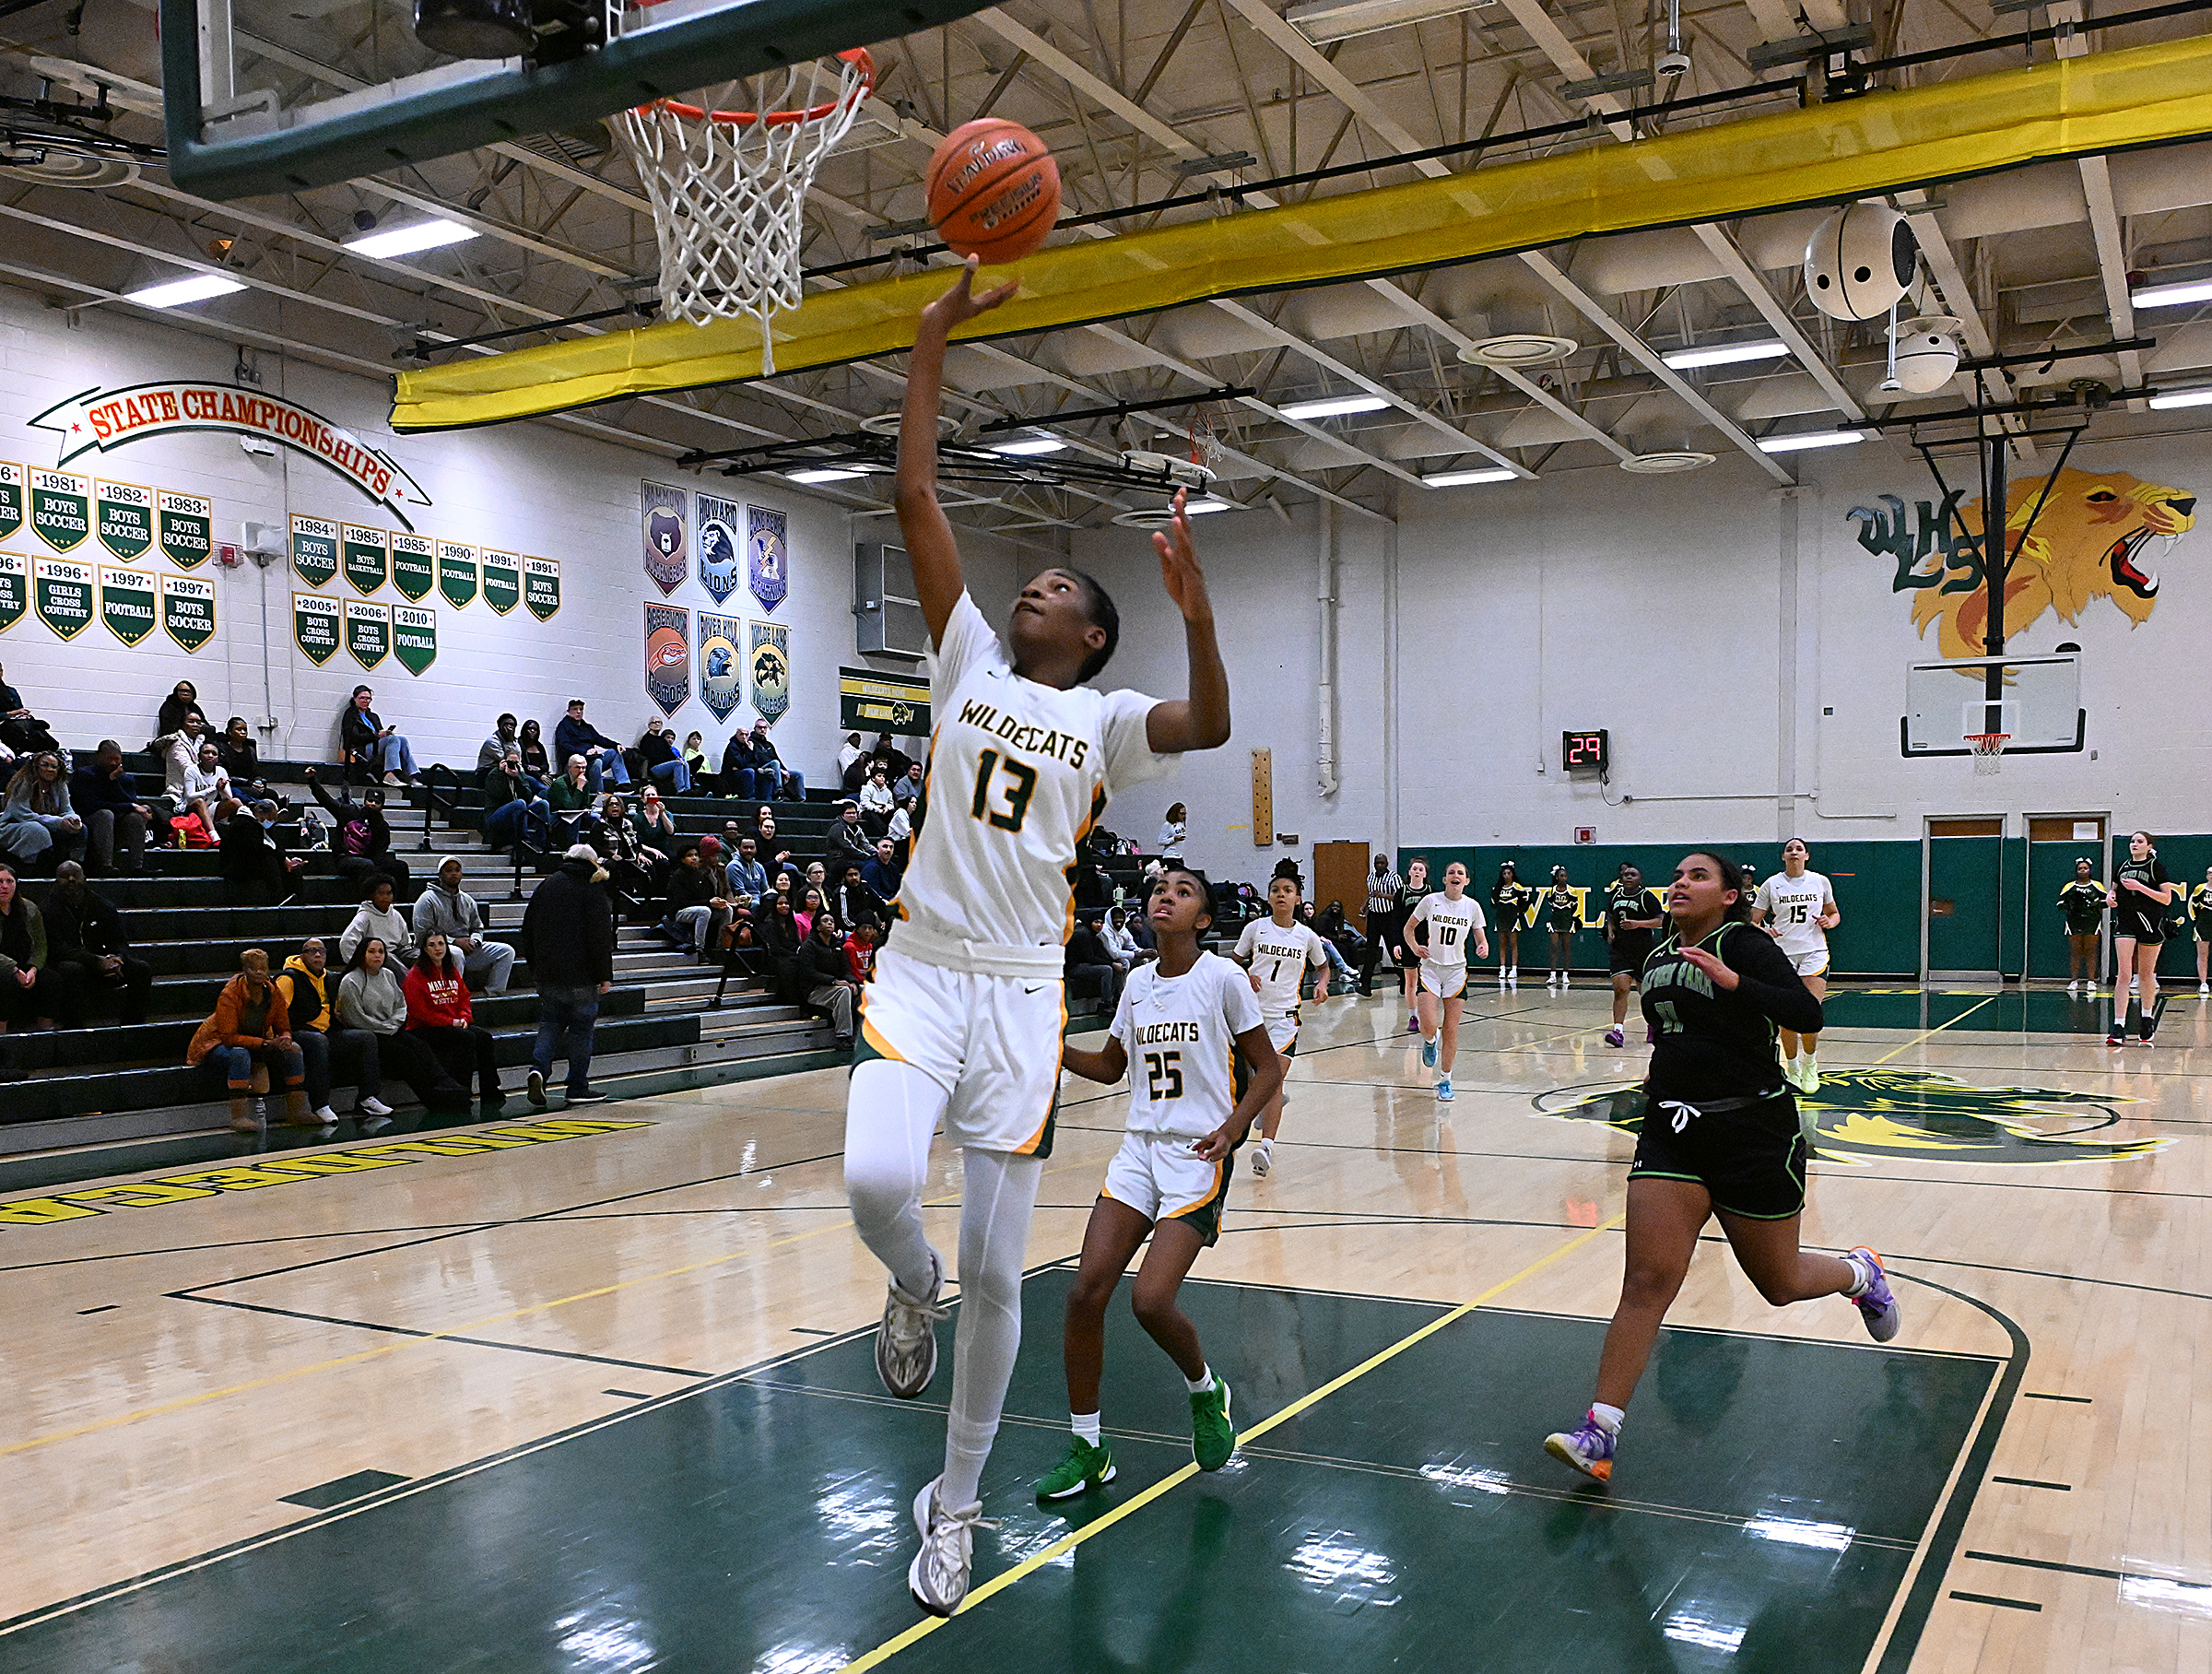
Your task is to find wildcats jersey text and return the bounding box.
[1754,871,1835,958]
[1407,891,1487,967]
[1111,952,1264,1140]
[1234,919,1328,1019]
[896,592,1176,977]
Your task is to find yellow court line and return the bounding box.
[1869,996,1996,1067]
[839,1212,1627,1673]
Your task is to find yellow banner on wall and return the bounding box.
[393,34,2212,432]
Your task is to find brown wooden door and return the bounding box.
[1312,841,1371,927]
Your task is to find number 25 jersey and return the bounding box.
[1112,952,1263,1139]
[898,592,1177,978]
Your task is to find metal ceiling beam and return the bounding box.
[1893,187,2037,460]
[2049,2,2145,406]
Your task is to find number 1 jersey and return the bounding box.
[1112,951,1264,1139]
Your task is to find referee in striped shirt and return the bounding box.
[1359,855,1402,996]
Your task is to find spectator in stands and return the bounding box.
[190,740,242,825]
[724,833,770,907]
[2,752,87,873]
[187,948,313,1133]
[718,729,759,802]
[824,801,873,879]
[802,860,829,900]
[636,717,692,795]
[636,785,680,853]
[517,718,551,781]
[0,860,78,1079]
[336,936,465,1114]
[1158,803,1187,860]
[220,799,304,904]
[872,733,912,778]
[752,806,795,875]
[217,716,273,807]
[1297,898,1359,993]
[661,845,730,963]
[517,843,614,1107]
[1102,904,1140,968]
[861,836,903,902]
[745,720,803,801]
[681,731,711,786]
[856,765,896,838]
[415,857,515,995]
[156,679,207,742]
[1071,832,1112,917]
[69,742,151,877]
[886,799,912,867]
[154,713,210,827]
[481,749,552,854]
[830,863,883,934]
[339,874,413,968]
[554,699,629,793]
[794,909,857,1049]
[794,885,825,940]
[477,713,521,775]
[43,862,150,1027]
[1065,914,1121,1014]
[756,887,801,977]
[405,930,504,1106]
[302,769,411,893]
[844,914,879,984]
[341,686,418,786]
[548,755,596,841]
[893,761,924,808]
[0,662,61,760]
[595,794,664,922]
[277,937,386,1126]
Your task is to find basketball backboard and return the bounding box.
[159,0,995,201]
[1900,653,2085,757]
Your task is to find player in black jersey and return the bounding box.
[1542,851,1900,1483]
[2056,858,2107,996]
[1386,857,1432,1035]
[1601,863,1663,1049]
[2190,866,2212,998]
[2106,831,2173,1046]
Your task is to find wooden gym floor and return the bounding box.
[0,980,2205,1673]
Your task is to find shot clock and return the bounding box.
[1561,729,1610,772]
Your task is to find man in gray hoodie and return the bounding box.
[413,856,514,995]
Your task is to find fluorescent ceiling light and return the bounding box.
[2147,387,2212,410]
[126,273,246,308]
[1285,0,1495,45]
[1661,338,1790,370]
[990,435,1067,455]
[1279,394,1391,420]
[344,218,477,259]
[2130,277,2212,310]
[1183,497,1233,513]
[786,466,868,484]
[1421,467,1517,487]
[1757,430,1865,453]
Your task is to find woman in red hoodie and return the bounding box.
[405,929,505,1106]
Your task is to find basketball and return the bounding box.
[925,119,1061,266]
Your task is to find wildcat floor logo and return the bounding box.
[1536,1067,2167,1167]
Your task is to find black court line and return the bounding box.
[1967,1550,2212,1596]
[1990,1476,2071,1491]
[788,1326,835,1335]
[603,1388,652,1399]
[1948,1591,2042,1611]
[0,1224,506,1275]
[75,1304,116,1314]
[279,1469,409,1510]
[2020,1390,2093,1402]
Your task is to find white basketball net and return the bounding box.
[608,12,870,371]
[1968,732,2008,776]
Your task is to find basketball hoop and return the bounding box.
[610,3,872,371]
[1967,732,2009,775]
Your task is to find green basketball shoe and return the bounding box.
[1191,1376,1236,1471]
[1035,1435,1117,1502]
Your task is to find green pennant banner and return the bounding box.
[100,564,156,644]
[158,490,212,568]
[33,557,94,637]
[480,548,520,615]
[524,554,560,621]
[342,523,388,595]
[160,571,217,651]
[291,514,338,587]
[391,531,435,601]
[437,539,477,608]
[394,603,437,675]
[345,596,391,668]
[95,480,154,561]
[294,589,341,665]
[29,469,89,554]
[0,549,24,632]
[0,464,21,545]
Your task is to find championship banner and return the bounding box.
[697,493,741,603]
[291,514,338,587]
[839,666,931,737]
[524,554,561,620]
[293,590,341,665]
[100,564,156,645]
[480,548,520,615]
[158,491,212,568]
[33,558,94,638]
[644,603,689,717]
[29,469,89,554]
[29,382,430,525]
[641,480,686,595]
[748,619,790,722]
[391,531,435,601]
[747,503,787,613]
[698,612,742,721]
[160,571,216,651]
[437,539,477,608]
[0,550,25,632]
[0,464,21,544]
[342,524,388,595]
[394,604,438,675]
[95,480,153,561]
[345,597,391,668]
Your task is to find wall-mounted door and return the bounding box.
[2027,815,2107,980]
[1925,818,2006,981]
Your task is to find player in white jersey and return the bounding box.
[1406,861,1489,1102]
[1231,873,1330,1177]
[855,258,1233,1618]
[1750,837,1840,1093]
[1034,866,1280,1503]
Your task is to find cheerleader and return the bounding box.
[1491,861,1535,989]
[2055,858,2106,996]
[1543,866,1579,989]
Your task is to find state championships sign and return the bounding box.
[29,382,432,527]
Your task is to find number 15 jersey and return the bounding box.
[897,592,1178,979]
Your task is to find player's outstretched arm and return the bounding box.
[1195,1028,1282,1161]
[1062,1037,1129,1086]
[1144,491,1232,754]
[897,256,1016,647]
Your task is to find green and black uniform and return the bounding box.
[2112,856,2171,943]
[2057,878,2107,937]
[1544,884,1579,933]
[1393,881,1433,971]
[1492,879,1535,935]
[1604,883,1664,975]
[2192,883,2212,942]
[1628,922,1825,1220]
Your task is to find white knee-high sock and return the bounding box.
[844,1057,950,1301]
[939,1146,1044,1509]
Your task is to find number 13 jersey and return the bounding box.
[897,592,1178,978]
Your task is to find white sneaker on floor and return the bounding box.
[2200,984,2209,997]
[312,1105,336,1126]
[909,1477,990,1618]
[1252,1137,1274,1177]
[876,1251,948,1398]
[356,1095,394,1117]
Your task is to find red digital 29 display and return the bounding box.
[1561,729,1610,772]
